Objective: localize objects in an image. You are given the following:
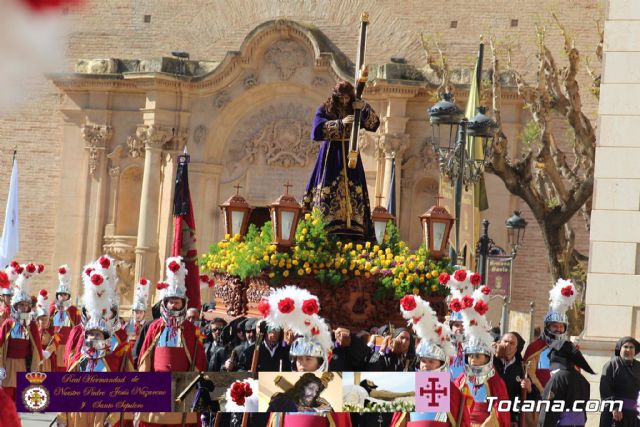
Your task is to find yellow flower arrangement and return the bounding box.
[201,208,453,299]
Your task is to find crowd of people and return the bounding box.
[0,255,638,427]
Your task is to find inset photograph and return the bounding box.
[258,372,343,413]
[342,372,415,412]
[172,372,257,413]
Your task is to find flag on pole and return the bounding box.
[172,149,201,310]
[386,157,396,217]
[466,41,489,211]
[0,151,19,268]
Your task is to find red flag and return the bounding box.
[172,152,201,310]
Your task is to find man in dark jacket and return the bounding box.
[224,318,255,371]
[599,336,640,427]
[329,326,371,372]
[239,324,291,372]
[494,332,540,426]
[540,340,595,427]
[367,327,414,372]
[204,317,227,372]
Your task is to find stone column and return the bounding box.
[377,133,409,215]
[131,125,174,283]
[581,2,640,424]
[81,124,113,260]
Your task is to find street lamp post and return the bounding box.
[428,94,498,266]
[477,219,490,285]
[505,210,528,258]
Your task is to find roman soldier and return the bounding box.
[0,266,14,324]
[0,263,43,401]
[0,368,21,427]
[447,270,510,427]
[522,278,576,426]
[125,277,149,344]
[57,258,133,427]
[49,264,81,372]
[443,270,474,381]
[261,286,351,427]
[266,372,352,427]
[449,311,465,381]
[260,285,333,372]
[34,289,56,372]
[63,257,131,370]
[136,256,206,427]
[390,294,470,427]
[63,264,94,370]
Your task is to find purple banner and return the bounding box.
[486,255,512,298]
[16,372,172,413]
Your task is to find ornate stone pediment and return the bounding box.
[264,40,310,80]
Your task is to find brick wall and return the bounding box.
[0,0,604,328]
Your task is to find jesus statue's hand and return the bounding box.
[341,115,355,125]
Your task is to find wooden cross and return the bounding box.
[283,181,293,195]
[375,194,384,208]
[435,194,444,206]
[233,184,242,196]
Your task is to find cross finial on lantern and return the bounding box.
[233,184,243,196]
[283,181,293,196]
[435,194,444,206]
[375,194,384,208]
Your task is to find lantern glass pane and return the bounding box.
[506,227,514,248]
[281,210,295,241]
[231,210,245,235]
[433,221,446,251]
[374,220,387,245]
[423,221,429,249]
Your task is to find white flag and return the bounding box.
[0,154,19,268]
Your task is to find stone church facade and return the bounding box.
[0,0,604,325]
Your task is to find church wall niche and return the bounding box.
[408,177,439,249]
[115,165,143,236]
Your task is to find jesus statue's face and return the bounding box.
[338,94,350,108]
[301,382,320,406]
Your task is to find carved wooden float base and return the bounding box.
[211,273,447,331]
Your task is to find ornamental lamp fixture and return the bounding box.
[419,196,454,260]
[269,182,303,252]
[371,195,395,245]
[505,210,528,257]
[219,184,253,239]
[428,92,464,154]
[467,106,498,165]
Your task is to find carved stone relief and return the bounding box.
[420,137,438,171]
[246,119,317,167]
[193,125,207,145]
[264,40,310,80]
[103,235,137,300]
[214,91,230,110]
[357,129,380,157]
[312,76,329,87]
[221,103,317,183]
[81,124,113,176]
[243,73,258,89]
[126,124,175,158]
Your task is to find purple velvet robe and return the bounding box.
[302,103,380,241]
